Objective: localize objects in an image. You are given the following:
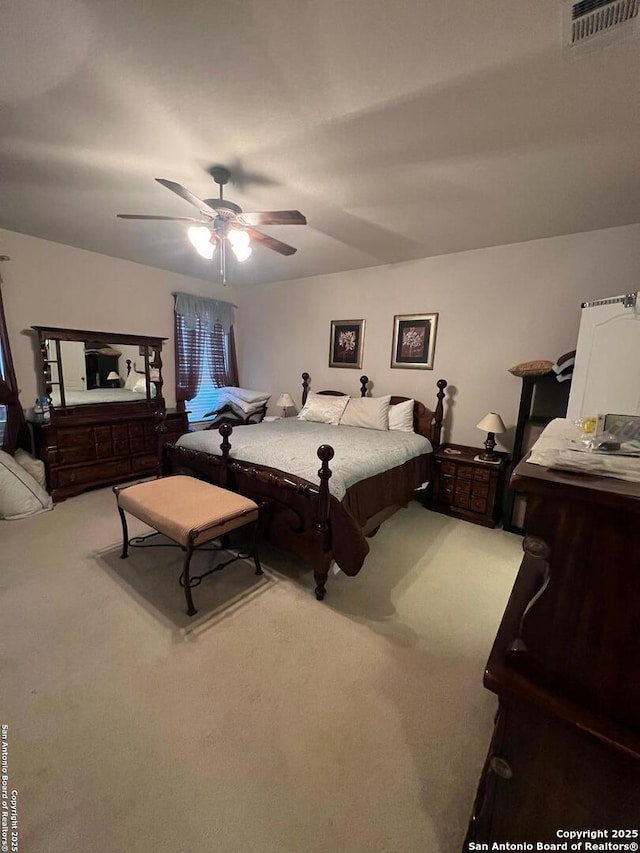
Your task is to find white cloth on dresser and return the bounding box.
[527,418,640,482]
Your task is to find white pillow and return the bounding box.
[297,392,349,425]
[14,448,47,490]
[389,399,415,432]
[222,387,270,404]
[132,376,148,395]
[0,449,53,520]
[124,367,139,391]
[340,396,391,431]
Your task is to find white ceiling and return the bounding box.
[1,0,639,286]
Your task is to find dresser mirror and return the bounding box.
[32,326,166,417]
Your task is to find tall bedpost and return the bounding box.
[218,423,233,486]
[301,372,310,406]
[360,375,369,397]
[314,444,334,601]
[432,379,447,450]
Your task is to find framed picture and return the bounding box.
[329,319,365,369]
[391,313,438,370]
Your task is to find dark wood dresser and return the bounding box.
[465,460,640,845]
[30,408,187,501]
[430,444,509,528]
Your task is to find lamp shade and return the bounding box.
[476,412,506,434]
[106,371,121,381]
[276,393,295,409]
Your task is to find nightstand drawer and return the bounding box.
[474,467,491,483]
[439,487,454,504]
[454,490,471,509]
[470,494,488,513]
[440,461,456,475]
[457,465,474,480]
[471,482,489,499]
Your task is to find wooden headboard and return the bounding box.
[300,372,447,449]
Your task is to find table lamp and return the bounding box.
[276,392,295,418]
[106,371,121,388]
[476,412,506,462]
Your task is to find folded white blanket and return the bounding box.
[219,386,270,404]
[528,419,640,482]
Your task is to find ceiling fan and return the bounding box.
[117,166,306,284]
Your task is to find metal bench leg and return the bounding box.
[251,518,263,576]
[118,507,130,559]
[180,547,198,616]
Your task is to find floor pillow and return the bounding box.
[13,448,48,491]
[0,449,53,520]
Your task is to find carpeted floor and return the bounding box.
[0,487,521,853]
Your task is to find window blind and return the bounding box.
[176,315,232,422]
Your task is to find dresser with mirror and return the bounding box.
[29,326,188,501]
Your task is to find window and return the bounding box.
[174,294,238,424]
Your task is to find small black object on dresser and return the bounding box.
[429,443,509,528]
[464,458,640,846]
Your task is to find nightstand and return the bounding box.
[430,443,509,528]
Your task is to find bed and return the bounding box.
[164,373,447,599]
[49,387,149,406]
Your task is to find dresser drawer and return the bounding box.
[131,453,159,473]
[57,427,94,448]
[57,458,131,487]
[57,445,96,465]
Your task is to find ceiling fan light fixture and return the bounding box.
[228,228,250,248]
[231,243,252,263]
[187,225,215,260]
[228,228,252,262]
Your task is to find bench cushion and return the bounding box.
[117,476,258,547]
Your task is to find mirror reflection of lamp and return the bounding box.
[276,393,295,418]
[476,412,506,462]
[106,371,121,388]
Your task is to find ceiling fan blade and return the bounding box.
[246,227,297,256]
[155,178,216,216]
[117,214,208,222]
[237,210,307,226]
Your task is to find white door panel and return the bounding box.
[567,294,640,420]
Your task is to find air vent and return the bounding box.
[564,0,639,47]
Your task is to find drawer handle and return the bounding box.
[489,756,513,779]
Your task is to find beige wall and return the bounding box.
[235,224,640,451]
[0,229,238,408]
[3,224,640,450]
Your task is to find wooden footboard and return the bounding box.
[163,427,342,599]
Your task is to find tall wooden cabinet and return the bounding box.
[465,459,640,843]
[503,375,571,533]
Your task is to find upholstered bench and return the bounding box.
[114,476,262,616]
